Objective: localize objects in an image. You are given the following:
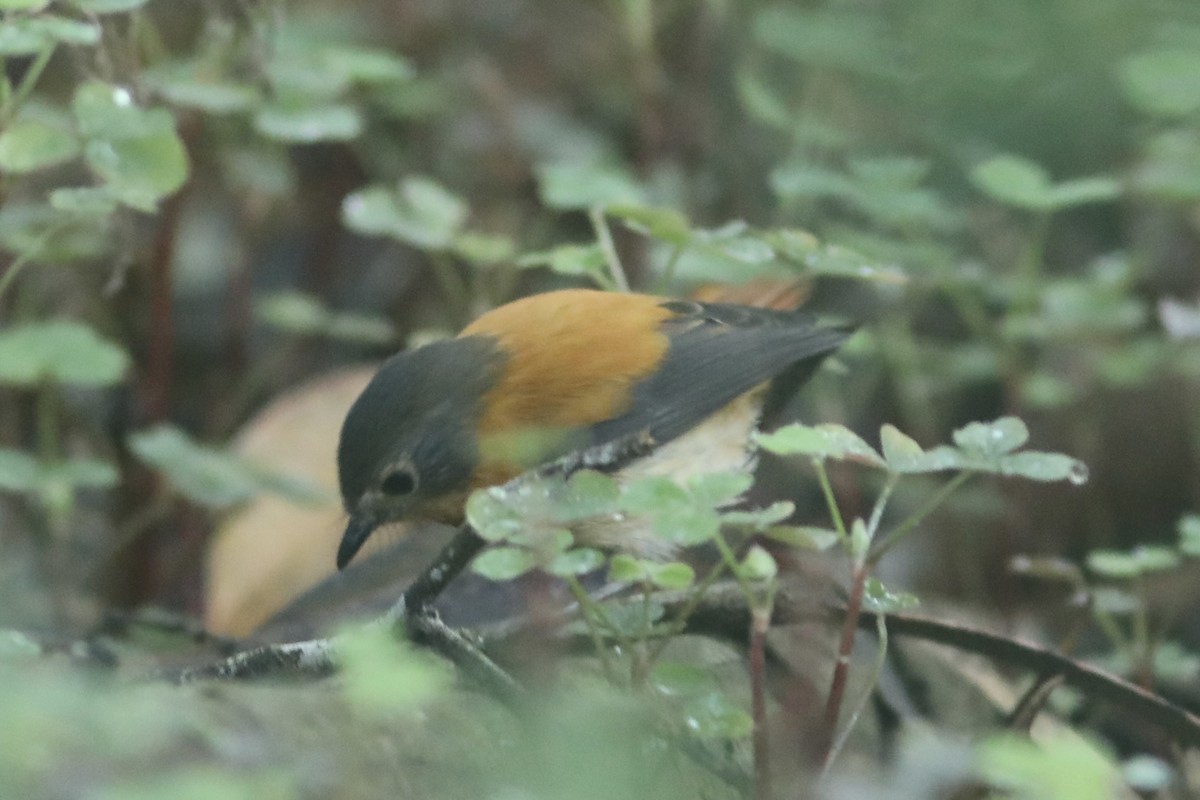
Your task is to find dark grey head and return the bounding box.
[336,336,504,569]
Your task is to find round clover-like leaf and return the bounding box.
[971,155,1054,211]
[651,507,719,546]
[342,177,468,250]
[472,546,538,581]
[0,320,129,386]
[254,103,362,143]
[0,120,79,173]
[535,160,643,210]
[755,423,884,466]
[127,425,262,509]
[84,130,189,212]
[1120,49,1200,119]
[647,561,695,589]
[952,417,1029,457]
[69,0,150,10]
[547,547,605,577]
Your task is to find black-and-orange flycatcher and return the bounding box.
[335,289,851,569]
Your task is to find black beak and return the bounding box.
[337,515,376,570]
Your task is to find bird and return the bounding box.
[335,288,851,570]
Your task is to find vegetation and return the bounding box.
[2,0,1199,797]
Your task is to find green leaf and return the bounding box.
[684,691,753,740]
[971,155,1116,212]
[144,63,260,113]
[862,577,919,612]
[766,228,906,283]
[0,17,53,55]
[321,46,414,84]
[755,423,884,466]
[451,231,515,265]
[472,546,538,581]
[650,662,715,697]
[880,424,922,467]
[464,488,524,542]
[254,103,362,143]
[752,6,897,79]
[763,525,838,550]
[337,625,448,715]
[516,243,610,285]
[1091,586,1138,615]
[952,417,1029,457]
[547,547,605,577]
[0,119,79,173]
[49,187,118,216]
[651,507,720,546]
[1119,49,1200,118]
[342,177,468,250]
[997,452,1089,484]
[72,82,175,140]
[85,131,189,211]
[325,313,395,345]
[970,155,1054,211]
[0,0,50,9]
[1086,547,1178,579]
[979,733,1116,800]
[1178,514,1200,557]
[0,320,128,386]
[620,475,690,514]
[607,204,691,246]
[647,561,695,589]
[49,458,118,489]
[559,470,620,519]
[1008,555,1084,586]
[1046,177,1121,208]
[535,160,643,210]
[256,291,328,334]
[69,0,149,10]
[686,470,753,508]
[608,554,645,583]
[720,501,794,530]
[739,545,777,581]
[127,425,263,509]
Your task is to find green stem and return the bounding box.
[0,222,65,301]
[589,207,629,292]
[565,574,620,682]
[870,471,973,561]
[646,558,729,664]
[865,475,899,540]
[813,459,849,545]
[5,45,56,123]
[822,610,889,777]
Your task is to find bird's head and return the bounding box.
[335,336,502,569]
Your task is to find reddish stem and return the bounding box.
[750,607,771,800]
[818,561,869,766]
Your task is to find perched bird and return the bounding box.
[335,289,850,569]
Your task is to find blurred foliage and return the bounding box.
[3,0,1200,796]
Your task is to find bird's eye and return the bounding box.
[380,468,416,496]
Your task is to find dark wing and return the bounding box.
[588,300,851,446]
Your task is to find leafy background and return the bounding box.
[2,0,1200,797]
